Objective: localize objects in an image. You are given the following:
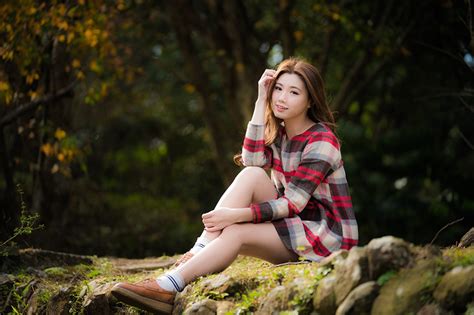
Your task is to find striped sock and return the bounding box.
[189,235,211,254]
[156,269,185,292]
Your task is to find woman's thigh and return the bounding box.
[244,167,278,204]
[216,167,277,208]
[221,222,299,264]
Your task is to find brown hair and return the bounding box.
[234,57,336,165]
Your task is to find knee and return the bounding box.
[220,224,244,242]
[239,166,267,180]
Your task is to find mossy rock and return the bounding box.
[370,259,441,315]
[433,265,474,311]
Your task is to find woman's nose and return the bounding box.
[278,91,287,102]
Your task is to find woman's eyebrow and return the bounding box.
[275,83,302,91]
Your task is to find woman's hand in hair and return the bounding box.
[257,69,276,104]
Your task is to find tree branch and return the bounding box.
[0,80,76,128]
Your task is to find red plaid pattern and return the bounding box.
[242,123,358,261]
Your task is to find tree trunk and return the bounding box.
[0,126,17,240]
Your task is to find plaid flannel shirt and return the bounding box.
[242,123,358,261]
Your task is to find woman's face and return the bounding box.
[271,73,310,123]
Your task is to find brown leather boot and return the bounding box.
[111,278,175,314]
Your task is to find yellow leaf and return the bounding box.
[57,153,65,161]
[293,30,304,43]
[235,62,244,73]
[51,164,59,174]
[184,83,196,94]
[67,32,75,43]
[29,91,39,100]
[58,34,66,42]
[72,59,81,68]
[0,81,9,92]
[54,128,66,140]
[90,60,101,73]
[57,21,68,30]
[41,143,54,156]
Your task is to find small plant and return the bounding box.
[0,184,44,256]
[377,270,397,286]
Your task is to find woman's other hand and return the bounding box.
[202,207,240,232]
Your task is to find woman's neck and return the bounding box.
[284,117,315,139]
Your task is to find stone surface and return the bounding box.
[333,246,370,304]
[111,256,176,272]
[318,249,349,269]
[416,303,451,315]
[259,277,315,313]
[181,299,234,315]
[458,228,474,248]
[82,280,116,315]
[258,285,287,313]
[335,281,379,315]
[46,286,73,315]
[200,273,258,296]
[371,259,439,315]
[433,265,474,309]
[367,236,413,280]
[183,299,218,315]
[18,248,93,268]
[313,272,338,315]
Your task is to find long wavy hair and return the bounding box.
[234,57,336,165]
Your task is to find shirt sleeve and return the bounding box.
[250,132,341,223]
[241,123,273,169]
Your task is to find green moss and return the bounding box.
[442,246,474,268]
[44,266,68,277]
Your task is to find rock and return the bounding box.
[318,249,349,269]
[182,299,234,315]
[371,259,439,315]
[313,272,338,314]
[111,256,176,272]
[458,228,474,248]
[335,281,379,315]
[46,286,73,315]
[465,302,474,315]
[200,273,258,296]
[416,303,451,315]
[367,236,413,280]
[333,246,370,304]
[17,248,93,269]
[183,299,217,315]
[433,265,474,310]
[259,277,315,313]
[82,280,116,315]
[259,286,287,313]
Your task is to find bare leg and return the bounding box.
[177,222,299,284]
[198,167,278,241]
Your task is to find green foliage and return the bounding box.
[0,0,473,257]
[0,184,43,256]
[377,270,398,286]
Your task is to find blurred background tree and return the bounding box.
[1,0,472,258]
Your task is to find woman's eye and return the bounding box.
[291,91,299,95]
[274,86,282,90]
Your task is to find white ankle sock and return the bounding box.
[156,269,185,292]
[189,235,211,254]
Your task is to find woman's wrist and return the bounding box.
[250,100,266,124]
[235,207,253,223]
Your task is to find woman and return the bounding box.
[111,57,358,314]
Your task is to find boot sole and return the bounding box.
[111,286,173,314]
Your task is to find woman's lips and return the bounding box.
[275,104,288,112]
